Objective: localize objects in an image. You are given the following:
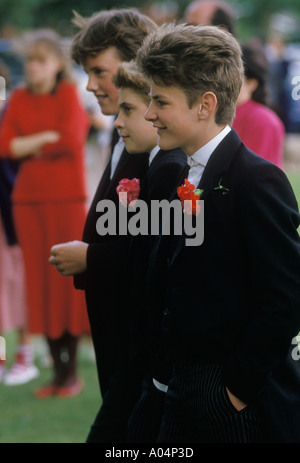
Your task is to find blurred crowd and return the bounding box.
[0,0,299,399]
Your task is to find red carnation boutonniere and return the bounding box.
[177,179,203,216]
[116,178,140,207]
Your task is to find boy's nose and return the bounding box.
[114,113,123,129]
[86,75,98,93]
[144,103,156,121]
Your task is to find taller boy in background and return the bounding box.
[137,23,300,442]
[49,9,157,442]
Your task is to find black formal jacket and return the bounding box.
[81,146,186,443]
[74,146,149,397]
[129,148,187,382]
[148,129,300,442]
[0,159,19,245]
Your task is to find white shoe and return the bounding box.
[3,363,39,385]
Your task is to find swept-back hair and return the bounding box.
[71,8,158,64]
[137,22,244,125]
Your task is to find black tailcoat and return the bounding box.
[148,129,300,442]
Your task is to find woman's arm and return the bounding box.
[10,131,60,159]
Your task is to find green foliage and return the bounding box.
[287,170,300,210]
[0,0,300,40]
[0,0,145,36]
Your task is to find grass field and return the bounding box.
[0,333,100,443]
[0,170,299,443]
[287,169,300,205]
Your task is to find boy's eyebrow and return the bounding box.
[150,93,168,100]
[83,65,105,73]
[119,101,132,107]
[119,101,136,109]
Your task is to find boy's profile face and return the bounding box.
[145,82,201,156]
[84,46,121,115]
[114,88,158,154]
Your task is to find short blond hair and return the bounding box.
[113,60,151,105]
[137,22,244,125]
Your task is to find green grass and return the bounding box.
[286,169,300,236]
[286,169,300,206]
[0,333,100,443]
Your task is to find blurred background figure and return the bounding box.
[0,29,90,398]
[232,40,285,169]
[265,33,287,122]
[184,0,236,35]
[142,1,179,25]
[0,59,38,385]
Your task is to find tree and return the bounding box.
[0,0,299,42]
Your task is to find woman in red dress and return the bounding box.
[0,29,90,397]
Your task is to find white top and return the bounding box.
[110,138,125,179]
[187,125,231,187]
[149,145,161,165]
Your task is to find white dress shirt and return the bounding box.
[110,137,125,180]
[149,145,160,166]
[187,125,231,188]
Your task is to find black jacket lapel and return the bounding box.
[170,129,243,263]
[198,129,242,196]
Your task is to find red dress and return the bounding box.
[0,81,91,338]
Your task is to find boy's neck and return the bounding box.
[188,122,227,156]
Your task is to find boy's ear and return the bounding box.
[198,92,217,120]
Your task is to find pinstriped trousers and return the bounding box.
[157,362,264,443]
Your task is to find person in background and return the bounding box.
[0,29,90,398]
[49,9,157,442]
[232,40,285,169]
[184,0,236,35]
[0,59,38,385]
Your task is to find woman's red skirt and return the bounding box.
[13,201,90,339]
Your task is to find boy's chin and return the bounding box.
[158,138,176,151]
[126,146,146,155]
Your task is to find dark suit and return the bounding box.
[148,129,300,442]
[0,159,19,245]
[127,148,188,442]
[74,144,149,442]
[129,147,187,371]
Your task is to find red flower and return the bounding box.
[116,178,140,207]
[177,179,203,216]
